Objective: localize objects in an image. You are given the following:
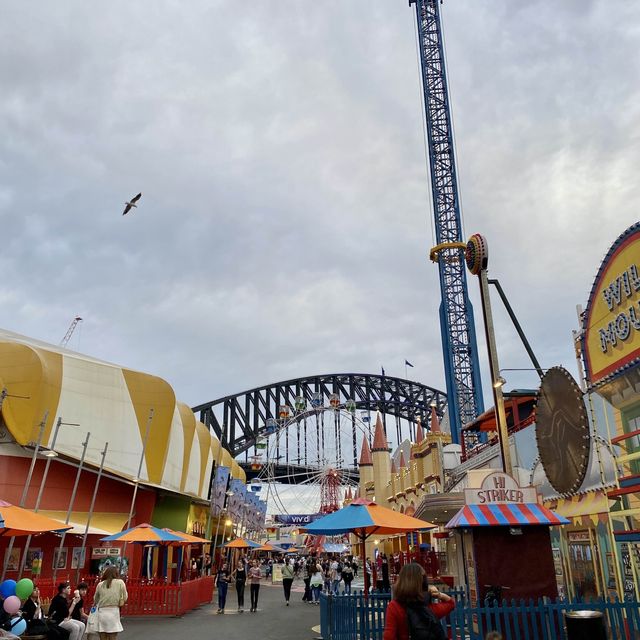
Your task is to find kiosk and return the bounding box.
[446,471,569,606]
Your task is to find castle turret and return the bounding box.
[371,412,391,503]
[358,436,374,499]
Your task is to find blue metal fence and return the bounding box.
[320,590,640,640]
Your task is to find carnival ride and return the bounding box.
[255,404,373,516]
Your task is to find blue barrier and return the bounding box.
[320,590,640,640]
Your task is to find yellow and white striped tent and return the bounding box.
[0,327,243,501]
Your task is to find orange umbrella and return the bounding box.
[222,538,261,549]
[0,500,72,536]
[255,542,286,553]
[162,528,207,545]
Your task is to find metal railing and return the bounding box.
[320,590,640,640]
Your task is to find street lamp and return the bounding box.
[493,377,507,389]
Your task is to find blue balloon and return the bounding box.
[10,616,26,636]
[0,580,16,598]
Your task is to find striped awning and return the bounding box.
[446,503,569,528]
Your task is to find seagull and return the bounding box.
[122,193,142,216]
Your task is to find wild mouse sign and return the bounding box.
[464,472,538,506]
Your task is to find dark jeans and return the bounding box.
[343,581,352,595]
[217,581,228,610]
[283,578,293,602]
[250,583,260,610]
[303,577,311,601]
[236,580,246,608]
[312,585,321,602]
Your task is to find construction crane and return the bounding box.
[60,316,82,347]
[409,0,484,445]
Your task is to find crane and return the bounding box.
[409,0,484,445]
[60,316,83,347]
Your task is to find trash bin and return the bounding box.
[565,610,606,640]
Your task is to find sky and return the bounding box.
[1,1,639,485]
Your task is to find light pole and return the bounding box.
[53,431,90,583]
[1,411,48,581]
[19,417,81,577]
[465,234,513,475]
[74,441,109,584]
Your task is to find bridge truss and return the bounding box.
[192,373,447,459]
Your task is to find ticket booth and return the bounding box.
[446,472,569,606]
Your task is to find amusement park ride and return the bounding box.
[196,0,495,515]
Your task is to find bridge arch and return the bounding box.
[192,373,447,457]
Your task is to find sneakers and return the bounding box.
[286,601,289,606]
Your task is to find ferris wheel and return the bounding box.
[253,395,374,516]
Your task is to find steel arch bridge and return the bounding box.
[192,373,447,459]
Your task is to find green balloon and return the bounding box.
[15,578,34,600]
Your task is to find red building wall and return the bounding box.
[0,454,156,581]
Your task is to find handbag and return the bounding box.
[85,606,99,635]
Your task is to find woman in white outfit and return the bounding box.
[93,566,128,640]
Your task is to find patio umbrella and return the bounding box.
[162,528,207,545]
[255,542,286,553]
[222,538,261,549]
[100,523,185,543]
[0,500,72,536]
[302,498,435,594]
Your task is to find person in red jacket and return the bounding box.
[383,563,455,640]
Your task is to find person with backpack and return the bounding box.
[341,562,354,595]
[281,558,295,606]
[382,563,454,640]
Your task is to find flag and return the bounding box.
[405,360,414,368]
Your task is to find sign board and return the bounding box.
[567,531,591,544]
[583,223,640,387]
[464,472,537,506]
[92,547,121,559]
[274,514,323,526]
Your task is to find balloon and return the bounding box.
[15,578,34,600]
[10,616,26,636]
[3,595,20,615]
[0,579,16,598]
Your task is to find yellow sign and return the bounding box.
[584,224,640,386]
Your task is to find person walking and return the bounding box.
[282,558,295,606]
[92,566,128,640]
[216,561,232,614]
[310,564,323,605]
[48,583,86,640]
[330,559,341,595]
[248,559,262,612]
[342,562,354,595]
[302,561,313,603]
[381,554,391,592]
[382,563,454,640]
[232,558,247,612]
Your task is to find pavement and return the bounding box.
[119,578,340,640]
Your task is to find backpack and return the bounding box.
[405,603,446,640]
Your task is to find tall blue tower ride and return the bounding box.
[409,0,484,444]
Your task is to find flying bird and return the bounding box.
[122,193,142,216]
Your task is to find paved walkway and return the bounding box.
[120,579,330,640]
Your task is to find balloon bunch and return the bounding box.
[0,578,34,636]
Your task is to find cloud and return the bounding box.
[0,0,637,427]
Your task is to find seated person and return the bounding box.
[48,583,85,640]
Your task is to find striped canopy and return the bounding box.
[101,523,185,543]
[446,503,569,528]
[302,498,434,538]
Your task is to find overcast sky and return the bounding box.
[1,0,638,419]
